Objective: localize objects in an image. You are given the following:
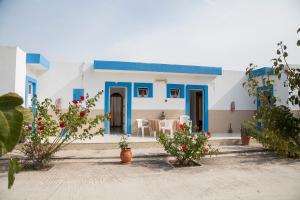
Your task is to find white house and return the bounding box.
[0,46,298,135]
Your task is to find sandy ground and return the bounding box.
[0,153,299,200]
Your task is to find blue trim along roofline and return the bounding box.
[251,67,273,77]
[166,84,185,98]
[25,76,37,107]
[104,82,132,135]
[26,53,50,69]
[73,89,84,100]
[133,83,153,98]
[185,84,209,132]
[94,60,222,76]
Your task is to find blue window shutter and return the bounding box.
[73,89,84,100]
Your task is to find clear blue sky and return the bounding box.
[0,0,299,70]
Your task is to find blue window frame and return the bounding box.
[166,84,184,98]
[134,83,153,98]
[73,89,84,100]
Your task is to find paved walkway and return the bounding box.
[1,153,299,200]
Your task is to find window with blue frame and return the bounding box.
[73,89,84,100]
[134,83,153,98]
[166,84,184,98]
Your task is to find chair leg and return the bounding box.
[142,127,144,137]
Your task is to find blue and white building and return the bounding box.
[0,46,297,135]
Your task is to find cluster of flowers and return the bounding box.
[177,123,212,153]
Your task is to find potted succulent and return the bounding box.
[119,135,132,163]
[240,121,251,145]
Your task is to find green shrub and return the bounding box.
[22,91,110,169]
[158,123,217,166]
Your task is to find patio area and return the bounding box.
[59,132,241,144]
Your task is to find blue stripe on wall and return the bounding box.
[94,60,222,75]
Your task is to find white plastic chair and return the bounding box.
[159,120,174,137]
[180,115,192,132]
[136,119,151,137]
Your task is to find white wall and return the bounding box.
[0,46,26,100]
[36,61,256,111]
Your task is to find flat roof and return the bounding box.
[93,60,222,76]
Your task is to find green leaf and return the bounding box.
[297,28,300,33]
[283,52,288,57]
[16,106,33,124]
[8,158,21,189]
[297,40,300,46]
[277,50,281,55]
[0,93,23,110]
[0,109,23,152]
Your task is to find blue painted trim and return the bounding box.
[257,85,274,110]
[94,60,222,75]
[185,84,209,132]
[166,84,185,98]
[133,83,153,98]
[26,53,50,69]
[25,76,37,107]
[251,67,273,77]
[104,82,132,135]
[73,89,84,100]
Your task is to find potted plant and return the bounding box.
[119,135,132,163]
[240,121,251,145]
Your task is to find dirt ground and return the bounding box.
[0,153,299,200]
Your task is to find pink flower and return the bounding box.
[60,122,65,128]
[80,111,85,117]
[206,131,212,137]
[80,96,85,101]
[204,147,209,153]
[181,145,187,150]
[178,124,184,130]
[38,125,45,131]
[72,100,78,105]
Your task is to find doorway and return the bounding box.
[109,87,126,134]
[185,84,208,132]
[190,90,204,132]
[25,76,37,107]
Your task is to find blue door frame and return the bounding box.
[185,84,209,132]
[25,76,37,107]
[104,82,132,135]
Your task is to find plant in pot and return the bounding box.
[240,121,252,145]
[119,135,132,164]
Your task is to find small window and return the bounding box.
[138,88,148,97]
[170,89,180,98]
[28,84,32,94]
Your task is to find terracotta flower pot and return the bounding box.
[120,148,132,163]
[241,136,250,145]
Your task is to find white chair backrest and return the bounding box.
[180,115,190,124]
[161,119,172,128]
[136,119,143,128]
[136,119,149,128]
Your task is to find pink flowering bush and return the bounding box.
[158,123,218,166]
[22,91,110,169]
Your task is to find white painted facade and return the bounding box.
[0,45,298,134]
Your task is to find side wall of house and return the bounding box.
[0,46,26,100]
[35,62,256,133]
